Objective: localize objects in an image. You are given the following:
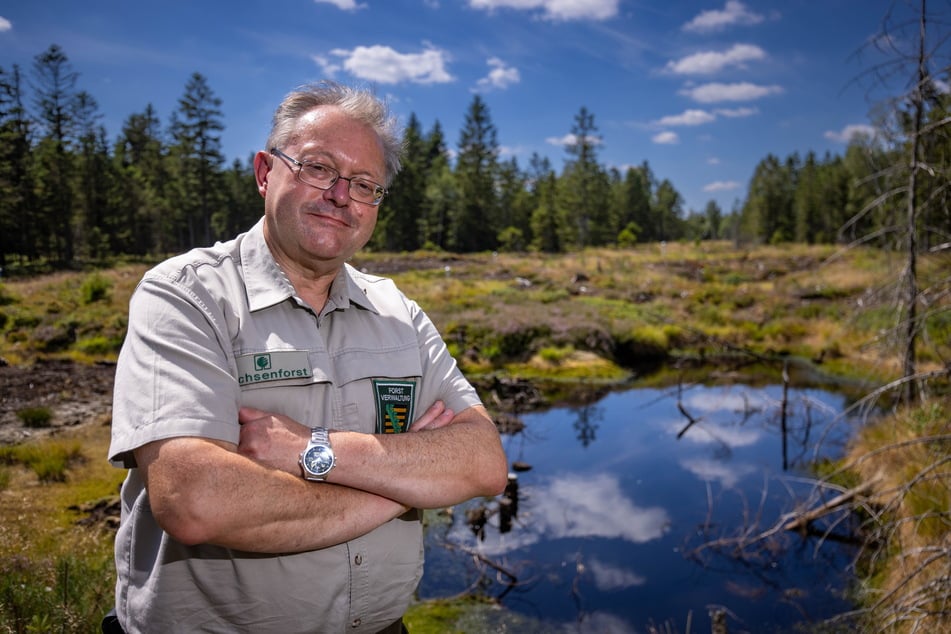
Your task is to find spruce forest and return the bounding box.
[2,42,949,272]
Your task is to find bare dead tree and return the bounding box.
[842,0,951,408]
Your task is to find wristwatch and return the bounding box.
[299,427,336,481]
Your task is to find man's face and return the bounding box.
[256,105,386,273]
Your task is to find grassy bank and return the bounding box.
[839,401,950,633]
[1,241,948,632]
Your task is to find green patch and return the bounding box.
[16,406,53,428]
[405,595,554,634]
[0,440,83,483]
[79,273,112,304]
[373,379,416,433]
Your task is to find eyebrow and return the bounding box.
[297,148,382,181]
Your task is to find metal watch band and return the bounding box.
[311,427,329,444]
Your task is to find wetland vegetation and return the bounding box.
[1,242,948,632]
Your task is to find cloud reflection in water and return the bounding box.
[680,456,757,488]
[461,472,670,556]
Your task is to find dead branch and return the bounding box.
[783,478,882,532]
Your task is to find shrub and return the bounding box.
[75,335,121,355]
[16,406,53,428]
[0,283,14,306]
[539,345,574,364]
[79,273,112,304]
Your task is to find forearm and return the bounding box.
[327,405,508,508]
[136,437,407,553]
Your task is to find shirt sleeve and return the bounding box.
[109,275,241,467]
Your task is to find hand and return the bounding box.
[238,407,310,475]
[409,400,455,432]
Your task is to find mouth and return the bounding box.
[304,207,352,228]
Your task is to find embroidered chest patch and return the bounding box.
[373,380,417,434]
[236,351,312,386]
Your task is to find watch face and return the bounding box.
[303,445,334,476]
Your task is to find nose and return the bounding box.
[324,176,352,206]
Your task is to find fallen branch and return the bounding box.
[783,478,881,533]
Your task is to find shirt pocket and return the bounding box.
[336,343,422,433]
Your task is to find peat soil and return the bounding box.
[0,358,116,445]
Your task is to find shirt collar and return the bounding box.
[240,218,378,314]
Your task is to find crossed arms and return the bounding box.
[134,400,507,554]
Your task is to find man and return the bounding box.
[107,81,508,633]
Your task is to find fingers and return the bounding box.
[410,401,455,432]
[238,406,268,424]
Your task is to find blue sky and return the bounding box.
[0,1,903,215]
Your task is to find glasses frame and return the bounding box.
[269,147,388,206]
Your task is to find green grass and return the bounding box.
[16,406,53,429]
[0,439,83,483]
[0,428,124,633]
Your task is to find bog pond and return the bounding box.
[419,379,864,633]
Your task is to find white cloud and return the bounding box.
[587,558,647,591]
[652,131,679,144]
[665,44,766,75]
[313,0,366,9]
[0,16,11,32]
[312,55,341,78]
[545,132,602,147]
[468,0,619,21]
[703,180,740,192]
[476,57,520,91]
[824,123,876,143]
[329,45,453,84]
[651,107,757,131]
[714,106,758,118]
[655,109,716,127]
[498,144,528,157]
[683,1,764,33]
[707,157,721,165]
[680,81,783,103]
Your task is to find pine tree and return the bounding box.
[451,95,499,252]
[215,154,261,239]
[31,44,79,263]
[113,104,170,255]
[72,90,117,259]
[375,113,427,251]
[560,107,609,248]
[169,72,225,249]
[530,170,562,253]
[0,64,35,267]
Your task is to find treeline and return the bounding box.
[1,44,946,271]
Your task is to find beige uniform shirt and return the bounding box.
[109,219,481,633]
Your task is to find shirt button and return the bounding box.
[354,554,363,565]
[351,618,362,627]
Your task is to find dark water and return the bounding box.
[420,382,861,633]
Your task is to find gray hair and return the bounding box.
[266,81,403,185]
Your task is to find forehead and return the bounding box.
[289,106,384,165]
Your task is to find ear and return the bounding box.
[253,151,272,198]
